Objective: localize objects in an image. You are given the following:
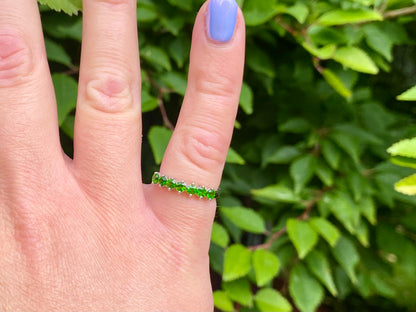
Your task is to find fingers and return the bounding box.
[0,1,62,175]
[74,0,142,204]
[149,0,245,239]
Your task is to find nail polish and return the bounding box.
[207,0,238,43]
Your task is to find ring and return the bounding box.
[152,172,217,200]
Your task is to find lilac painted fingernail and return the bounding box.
[207,0,238,43]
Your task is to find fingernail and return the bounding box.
[207,0,238,43]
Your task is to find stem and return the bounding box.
[249,189,326,251]
[147,74,175,131]
[250,227,287,251]
[62,65,79,76]
[157,90,175,131]
[383,6,416,19]
[313,57,324,73]
[274,16,299,36]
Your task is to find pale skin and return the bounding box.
[0,0,245,311]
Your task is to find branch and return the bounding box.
[383,6,416,19]
[274,16,300,36]
[249,189,326,251]
[62,65,79,76]
[157,89,175,131]
[147,75,175,131]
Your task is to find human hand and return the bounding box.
[0,0,245,310]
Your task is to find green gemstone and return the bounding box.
[206,189,216,200]
[152,172,160,184]
[186,184,197,196]
[176,182,186,193]
[196,187,207,198]
[167,179,176,189]
[159,175,168,187]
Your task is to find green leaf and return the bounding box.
[52,74,77,126]
[388,138,416,158]
[394,173,416,195]
[167,0,192,11]
[359,196,377,225]
[221,207,266,234]
[211,222,230,248]
[308,25,346,46]
[321,139,342,170]
[223,278,253,307]
[168,35,190,68]
[301,42,337,60]
[391,156,416,170]
[332,47,379,74]
[310,217,340,247]
[284,3,309,24]
[223,244,252,281]
[318,9,383,26]
[137,3,158,22]
[265,146,302,165]
[347,172,366,202]
[315,159,334,186]
[246,46,275,78]
[141,90,158,113]
[38,0,82,15]
[161,72,187,96]
[141,45,172,71]
[226,147,246,165]
[335,123,382,145]
[243,0,281,26]
[305,250,338,296]
[42,14,83,41]
[252,184,301,204]
[317,193,332,218]
[332,236,359,284]
[255,288,292,312]
[322,68,352,99]
[328,191,360,234]
[334,266,352,300]
[240,82,254,115]
[44,38,72,66]
[329,130,361,164]
[356,220,369,247]
[287,219,319,259]
[290,154,317,193]
[210,243,225,275]
[362,24,394,62]
[252,249,281,287]
[213,291,234,312]
[160,15,186,36]
[397,85,416,101]
[279,118,311,133]
[148,126,172,164]
[61,114,75,139]
[289,263,325,312]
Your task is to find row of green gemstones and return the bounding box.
[152,172,217,200]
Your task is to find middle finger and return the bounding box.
[73,0,143,204]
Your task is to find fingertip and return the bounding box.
[195,0,245,48]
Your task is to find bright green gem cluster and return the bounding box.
[152,172,217,200]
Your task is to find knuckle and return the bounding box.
[192,67,238,100]
[92,0,133,7]
[0,31,33,87]
[85,73,134,113]
[180,127,228,173]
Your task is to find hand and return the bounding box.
[0,0,245,310]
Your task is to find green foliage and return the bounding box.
[38,0,81,15]
[40,0,416,311]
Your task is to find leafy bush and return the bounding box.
[39,0,416,311]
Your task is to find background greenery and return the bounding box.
[38,0,416,311]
